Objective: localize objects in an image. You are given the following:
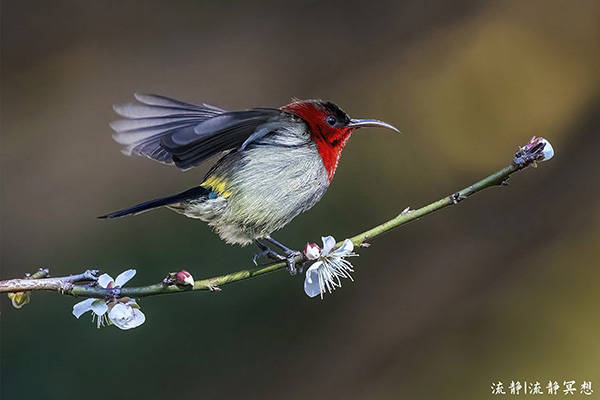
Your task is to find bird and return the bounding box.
[100,93,399,272]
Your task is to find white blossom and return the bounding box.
[108,300,145,330]
[72,297,110,328]
[72,269,145,330]
[304,236,357,299]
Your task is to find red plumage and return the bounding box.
[281,100,355,181]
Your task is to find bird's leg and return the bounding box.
[264,236,303,276]
[253,240,285,266]
[263,236,297,255]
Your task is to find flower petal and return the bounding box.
[97,273,114,288]
[540,138,554,161]
[304,266,322,298]
[304,261,323,284]
[90,299,108,316]
[126,308,146,329]
[114,269,136,287]
[330,239,354,257]
[126,299,138,307]
[321,236,336,256]
[108,303,146,330]
[72,298,96,318]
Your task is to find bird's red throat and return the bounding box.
[282,102,353,182]
[311,133,352,181]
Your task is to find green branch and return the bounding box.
[0,136,553,300]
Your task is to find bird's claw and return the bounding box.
[253,238,304,275]
[252,248,285,266]
[284,250,303,276]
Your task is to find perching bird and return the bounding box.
[100,94,399,271]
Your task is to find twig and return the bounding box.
[0,270,98,294]
[0,136,552,299]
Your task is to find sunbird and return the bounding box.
[100,94,399,272]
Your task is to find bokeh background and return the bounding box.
[2,0,599,398]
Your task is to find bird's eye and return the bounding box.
[326,115,336,126]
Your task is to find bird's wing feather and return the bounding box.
[133,93,226,112]
[161,109,282,169]
[110,94,282,169]
[111,93,225,165]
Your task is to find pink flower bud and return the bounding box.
[304,243,321,260]
[519,136,554,162]
[176,270,194,286]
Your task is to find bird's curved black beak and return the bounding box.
[348,119,400,133]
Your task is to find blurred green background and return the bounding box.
[1,0,599,398]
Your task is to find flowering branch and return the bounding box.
[0,137,554,305]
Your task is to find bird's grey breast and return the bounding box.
[202,121,330,243]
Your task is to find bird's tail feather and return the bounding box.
[98,186,210,219]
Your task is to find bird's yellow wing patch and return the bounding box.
[201,176,232,198]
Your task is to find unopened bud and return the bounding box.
[304,243,321,260]
[8,292,31,309]
[515,136,554,165]
[526,136,554,161]
[176,270,194,286]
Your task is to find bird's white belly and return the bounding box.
[183,142,330,245]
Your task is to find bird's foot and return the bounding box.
[262,237,305,276]
[284,250,303,276]
[252,247,285,266]
[254,238,304,275]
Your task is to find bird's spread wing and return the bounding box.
[110,94,281,169]
[161,109,282,169]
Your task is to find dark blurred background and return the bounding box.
[1,0,599,398]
